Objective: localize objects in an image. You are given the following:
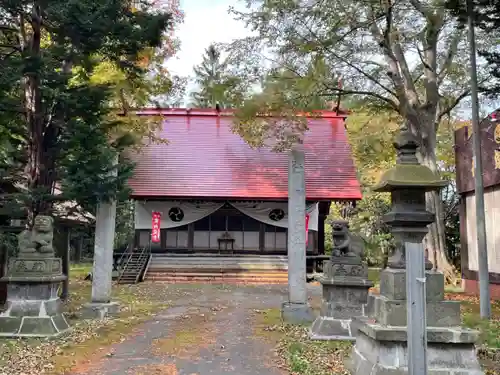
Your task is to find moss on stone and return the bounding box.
[373,164,447,192]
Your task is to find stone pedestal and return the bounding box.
[310,259,373,340]
[351,324,481,375]
[81,302,120,319]
[0,257,70,338]
[349,268,482,375]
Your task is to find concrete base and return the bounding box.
[81,302,120,319]
[348,320,483,375]
[310,316,357,341]
[349,330,484,375]
[0,280,71,338]
[0,314,70,338]
[281,302,314,324]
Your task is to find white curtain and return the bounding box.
[135,201,224,229]
[230,202,319,231]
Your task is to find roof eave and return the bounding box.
[130,107,349,119]
[129,194,362,201]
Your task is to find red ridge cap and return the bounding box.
[133,107,349,119]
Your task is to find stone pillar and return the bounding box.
[281,148,314,324]
[82,198,119,319]
[310,220,373,340]
[82,157,119,319]
[348,127,483,375]
[0,215,70,338]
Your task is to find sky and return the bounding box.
[166,0,252,101]
[165,0,496,117]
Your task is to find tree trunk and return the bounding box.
[23,5,56,228]
[419,135,458,284]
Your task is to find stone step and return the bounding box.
[148,269,287,276]
[150,259,288,266]
[152,254,288,261]
[152,254,286,258]
[146,275,288,284]
[144,255,291,284]
[153,253,287,258]
[148,270,287,277]
[149,264,288,271]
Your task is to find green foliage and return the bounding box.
[327,106,462,267]
[231,60,340,151]
[0,0,174,220]
[114,200,135,248]
[463,312,500,348]
[0,232,18,258]
[325,106,397,267]
[190,44,250,109]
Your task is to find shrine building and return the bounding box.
[125,108,361,283]
[455,109,500,298]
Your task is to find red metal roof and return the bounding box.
[127,109,361,200]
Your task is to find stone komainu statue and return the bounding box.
[18,215,55,257]
[331,220,364,260]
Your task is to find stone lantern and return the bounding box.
[348,127,483,375]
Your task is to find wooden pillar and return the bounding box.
[60,226,71,301]
[318,214,325,255]
[317,202,330,273]
[134,230,140,248]
[259,224,265,252]
[75,235,83,263]
[160,228,167,250]
[0,240,7,307]
[187,223,194,250]
[318,201,330,255]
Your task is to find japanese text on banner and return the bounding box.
[151,211,161,243]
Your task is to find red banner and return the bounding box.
[305,213,310,247]
[151,212,161,243]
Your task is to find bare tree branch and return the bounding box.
[437,89,470,120]
[292,11,399,99]
[421,15,444,110]
[320,88,399,111]
[437,29,464,84]
[367,1,409,107]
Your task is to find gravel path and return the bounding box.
[71,284,321,375]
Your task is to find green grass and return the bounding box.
[69,263,93,279]
[463,313,500,348]
[258,291,500,375]
[254,309,351,375]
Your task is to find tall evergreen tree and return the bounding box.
[0,0,173,226]
[190,44,247,109]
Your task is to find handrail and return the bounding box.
[134,245,150,283]
[116,246,136,284]
[141,251,153,282]
[116,244,133,270]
